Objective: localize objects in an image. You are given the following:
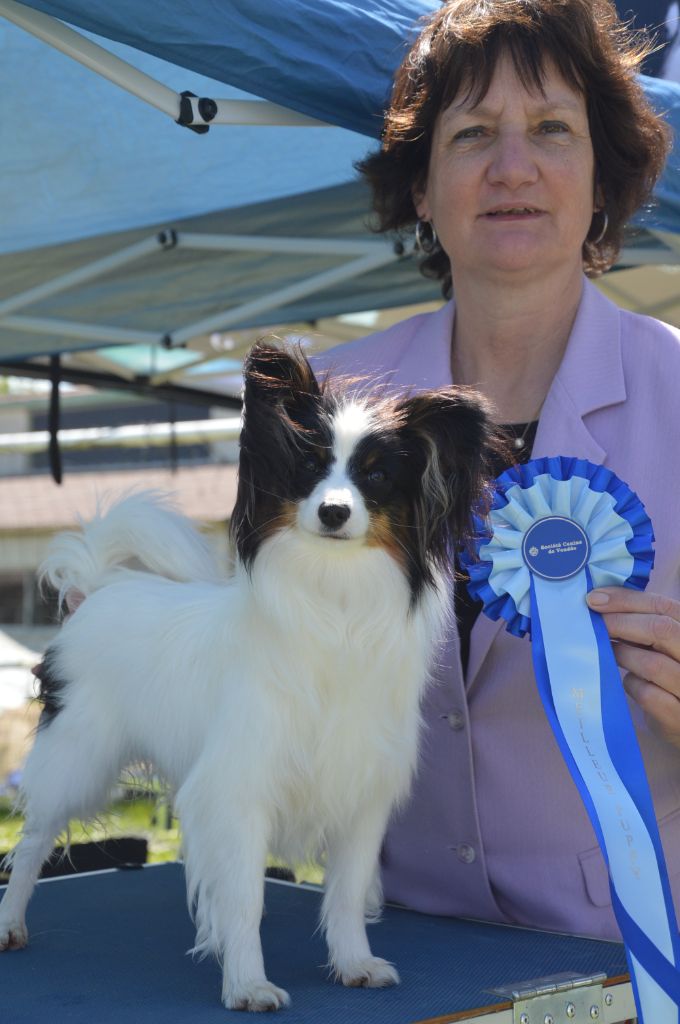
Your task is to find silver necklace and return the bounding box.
[511,412,541,451]
[450,345,542,452]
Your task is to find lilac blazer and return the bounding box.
[314,278,680,939]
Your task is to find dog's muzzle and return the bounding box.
[317,502,351,532]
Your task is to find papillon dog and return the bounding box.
[0,343,495,1011]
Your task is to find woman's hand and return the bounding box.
[586,588,680,750]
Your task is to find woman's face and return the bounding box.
[414,53,598,284]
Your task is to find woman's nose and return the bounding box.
[486,131,539,188]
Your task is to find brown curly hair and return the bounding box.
[358,0,671,296]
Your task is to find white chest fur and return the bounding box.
[234,531,450,860]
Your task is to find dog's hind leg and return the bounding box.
[0,697,125,951]
[176,763,290,1012]
[322,800,400,988]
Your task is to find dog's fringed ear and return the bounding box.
[397,388,505,566]
[233,342,324,570]
[243,341,322,415]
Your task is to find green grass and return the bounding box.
[0,793,180,866]
[0,794,324,885]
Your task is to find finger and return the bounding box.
[587,588,680,619]
[622,671,680,745]
[594,610,680,657]
[614,642,680,699]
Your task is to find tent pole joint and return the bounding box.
[161,334,185,350]
[176,91,215,133]
[157,229,179,250]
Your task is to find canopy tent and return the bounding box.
[0,10,400,404]
[0,174,441,403]
[2,0,680,408]
[1,0,437,137]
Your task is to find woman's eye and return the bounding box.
[540,121,568,134]
[454,126,485,140]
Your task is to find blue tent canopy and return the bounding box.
[0,10,406,398]
[2,0,680,404]
[8,0,680,233]
[0,15,371,254]
[4,0,680,236]
[13,0,436,137]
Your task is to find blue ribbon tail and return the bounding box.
[529,571,680,1023]
[611,887,680,1004]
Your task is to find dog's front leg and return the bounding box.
[322,800,399,988]
[176,771,289,1012]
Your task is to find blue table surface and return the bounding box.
[0,862,628,1023]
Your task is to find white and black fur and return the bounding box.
[0,343,495,1011]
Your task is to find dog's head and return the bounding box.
[231,342,499,600]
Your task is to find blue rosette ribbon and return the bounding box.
[461,456,680,1023]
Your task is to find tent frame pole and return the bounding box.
[0,0,327,128]
[0,235,168,318]
[0,231,401,351]
[0,316,163,347]
[178,233,394,257]
[168,249,400,346]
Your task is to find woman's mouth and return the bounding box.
[483,207,545,220]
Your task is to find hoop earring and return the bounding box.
[414,219,439,254]
[591,209,609,245]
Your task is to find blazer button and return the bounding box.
[456,843,477,864]
[447,710,465,731]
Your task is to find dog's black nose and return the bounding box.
[318,502,351,529]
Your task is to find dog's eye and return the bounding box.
[367,468,386,484]
[301,454,323,475]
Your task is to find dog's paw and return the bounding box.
[225,980,290,1012]
[0,916,28,951]
[337,956,399,988]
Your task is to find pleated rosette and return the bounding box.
[461,456,680,1024]
[460,455,655,638]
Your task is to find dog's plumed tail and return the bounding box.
[39,491,220,610]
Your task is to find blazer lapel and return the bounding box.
[533,278,626,463]
[465,278,627,693]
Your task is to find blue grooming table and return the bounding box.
[0,862,632,1023]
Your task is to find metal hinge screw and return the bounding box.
[520,1015,530,1024]
[604,992,613,1006]
[590,1007,600,1020]
[543,1015,554,1024]
[566,1003,576,1019]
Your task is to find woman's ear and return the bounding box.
[411,184,430,222]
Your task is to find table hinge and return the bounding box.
[488,970,607,1023]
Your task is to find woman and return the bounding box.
[314,0,680,939]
